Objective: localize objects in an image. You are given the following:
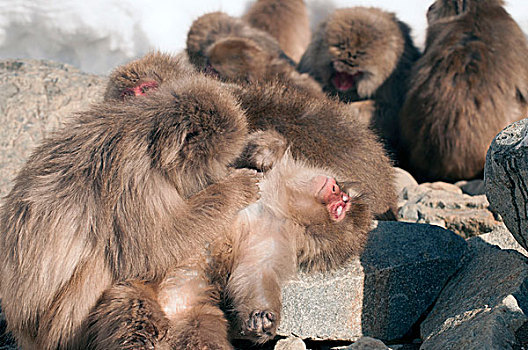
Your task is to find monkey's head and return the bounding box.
[186,11,284,80]
[426,0,475,24]
[299,7,405,101]
[260,154,362,226]
[104,51,193,101]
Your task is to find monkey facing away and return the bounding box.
[85,153,371,349]
[106,52,398,220]
[243,0,311,63]
[186,12,323,96]
[298,7,421,157]
[399,0,528,182]
[0,63,260,349]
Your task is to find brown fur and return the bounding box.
[104,52,397,220]
[187,12,323,96]
[85,154,371,348]
[243,0,311,63]
[399,0,528,182]
[298,7,421,157]
[0,65,260,349]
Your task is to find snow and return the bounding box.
[0,0,526,75]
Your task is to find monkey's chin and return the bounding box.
[331,71,362,92]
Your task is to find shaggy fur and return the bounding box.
[399,0,528,182]
[230,81,398,220]
[85,154,371,348]
[243,0,311,63]
[186,12,323,96]
[298,7,421,157]
[0,66,260,349]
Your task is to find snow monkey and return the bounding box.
[399,0,528,182]
[243,0,311,63]
[0,62,260,349]
[105,52,398,220]
[186,11,323,96]
[85,153,371,349]
[297,7,421,158]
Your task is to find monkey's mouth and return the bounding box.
[331,71,363,92]
[329,195,351,222]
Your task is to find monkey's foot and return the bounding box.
[242,310,277,343]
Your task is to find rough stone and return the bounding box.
[274,337,306,350]
[420,232,528,350]
[485,118,528,253]
[393,167,418,196]
[455,179,486,196]
[477,224,528,257]
[278,221,467,342]
[340,336,389,349]
[398,182,503,238]
[0,59,105,198]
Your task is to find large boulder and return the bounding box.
[0,59,105,198]
[485,118,528,252]
[420,227,528,350]
[278,221,467,342]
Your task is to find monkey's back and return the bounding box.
[400,3,528,182]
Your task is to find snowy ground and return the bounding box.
[0,0,527,75]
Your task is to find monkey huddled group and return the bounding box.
[1,0,527,349]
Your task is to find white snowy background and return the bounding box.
[0,0,526,75]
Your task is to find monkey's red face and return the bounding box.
[120,81,159,100]
[312,176,351,222]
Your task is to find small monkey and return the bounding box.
[0,63,259,349]
[243,0,311,63]
[85,153,370,348]
[186,12,323,96]
[399,0,528,182]
[298,7,421,157]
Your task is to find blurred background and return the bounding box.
[0,0,526,75]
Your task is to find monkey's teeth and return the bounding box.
[337,206,343,216]
[343,195,349,202]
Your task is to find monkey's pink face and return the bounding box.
[312,175,351,222]
[120,81,159,100]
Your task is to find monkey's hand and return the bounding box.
[222,168,261,209]
[241,309,278,343]
[235,130,288,172]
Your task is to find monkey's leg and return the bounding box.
[226,231,296,344]
[85,281,170,350]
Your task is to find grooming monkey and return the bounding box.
[0,63,260,349]
[399,0,528,182]
[298,7,421,157]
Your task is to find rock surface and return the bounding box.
[485,118,528,252]
[0,59,105,198]
[420,230,528,349]
[398,182,503,238]
[340,336,390,349]
[274,337,306,350]
[278,221,467,342]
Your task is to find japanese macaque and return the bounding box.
[86,153,370,349]
[399,0,528,182]
[298,7,421,157]
[186,12,323,96]
[243,0,311,63]
[106,52,397,220]
[0,65,260,349]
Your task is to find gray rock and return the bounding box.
[394,167,418,196]
[274,337,306,350]
[398,182,502,238]
[485,118,528,252]
[0,59,105,198]
[478,224,528,257]
[340,336,390,349]
[278,221,467,342]
[454,179,486,196]
[420,232,528,350]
